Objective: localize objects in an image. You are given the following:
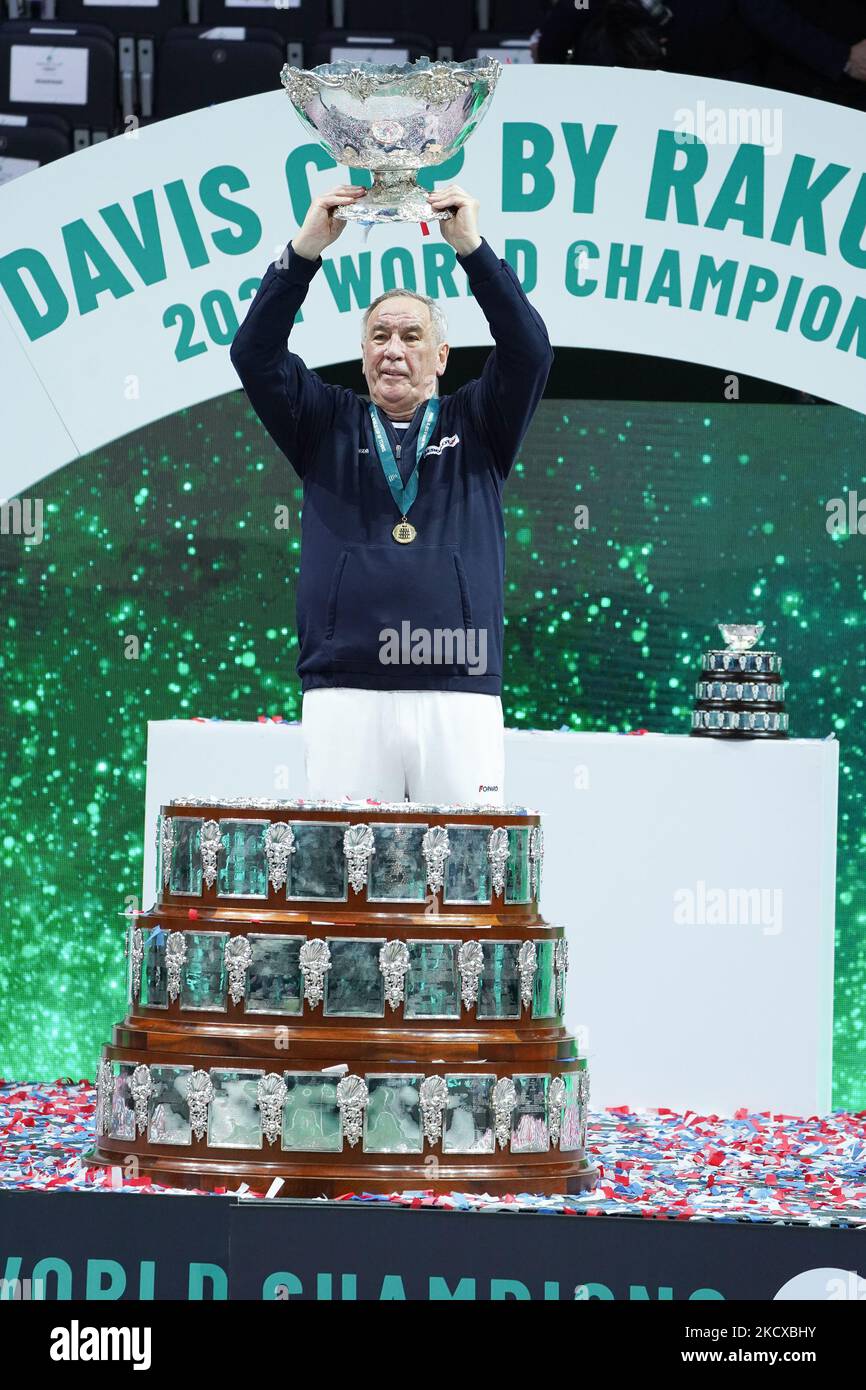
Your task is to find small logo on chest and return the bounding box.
[423,434,460,458]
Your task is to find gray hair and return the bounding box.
[361,287,448,345]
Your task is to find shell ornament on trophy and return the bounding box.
[280,56,501,223]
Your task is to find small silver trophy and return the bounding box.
[691,622,788,737]
[280,57,501,223]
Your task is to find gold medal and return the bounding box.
[392,518,417,544]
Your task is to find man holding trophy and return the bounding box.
[230,175,552,805]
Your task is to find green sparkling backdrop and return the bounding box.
[0,395,863,1106]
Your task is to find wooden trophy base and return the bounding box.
[83,1146,599,1198]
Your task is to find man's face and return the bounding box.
[361,296,449,419]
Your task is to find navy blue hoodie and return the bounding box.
[229,237,553,695]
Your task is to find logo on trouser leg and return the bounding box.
[478,784,499,792]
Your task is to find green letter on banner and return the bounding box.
[646,130,707,224]
[561,123,616,212]
[770,154,848,254]
[502,123,555,211]
[505,240,537,291]
[188,1263,228,1299]
[705,144,765,238]
[62,219,134,313]
[0,248,68,341]
[285,143,338,227]
[100,190,166,284]
[381,247,417,291]
[322,252,372,310]
[200,165,262,255]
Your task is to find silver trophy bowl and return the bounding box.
[280,57,501,223]
[718,622,765,652]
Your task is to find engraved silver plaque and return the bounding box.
[148,1065,193,1146]
[363,1074,423,1154]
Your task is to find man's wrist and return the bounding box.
[454,235,484,259]
[290,237,324,262]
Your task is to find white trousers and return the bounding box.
[302,689,505,805]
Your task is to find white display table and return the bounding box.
[143,721,838,1116]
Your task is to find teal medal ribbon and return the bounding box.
[368,397,440,543]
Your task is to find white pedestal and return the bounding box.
[143,721,837,1116]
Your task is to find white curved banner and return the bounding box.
[2,64,866,496]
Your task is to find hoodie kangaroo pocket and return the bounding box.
[326,544,476,674]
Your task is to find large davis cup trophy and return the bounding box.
[280,57,501,222]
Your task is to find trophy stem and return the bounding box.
[335,170,452,224]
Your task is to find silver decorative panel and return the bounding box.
[217,819,269,898]
[281,1073,343,1152]
[206,1069,264,1150]
[287,821,349,900]
[108,1062,137,1140]
[404,940,461,1019]
[505,825,531,903]
[363,1074,424,1154]
[147,1065,193,1146]
[168,817,202,896]
[510,1074,549,1154]
[442,825,493,904]
[245,935,304,1015]
[367,823,428,902]
[324,938,385,1017]
[442,1074,496,1155]
[476,941,521,1020]
[140,927,168,1009]
[181,931,228,1012]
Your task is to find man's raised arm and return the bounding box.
[229,185,367,476]
[429,185,554,479]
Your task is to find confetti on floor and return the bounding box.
[2,1080,864,1225]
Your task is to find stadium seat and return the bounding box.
[460,31,535,63]
[0,107,70,182]
[41,0,188,36]
[34,2,188,121]
[153,24,287,118]
[486,0,549,30]
[339,1,473,59]
[196,1,328,65]
[311,29,435,66]
[0,20,118,135]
